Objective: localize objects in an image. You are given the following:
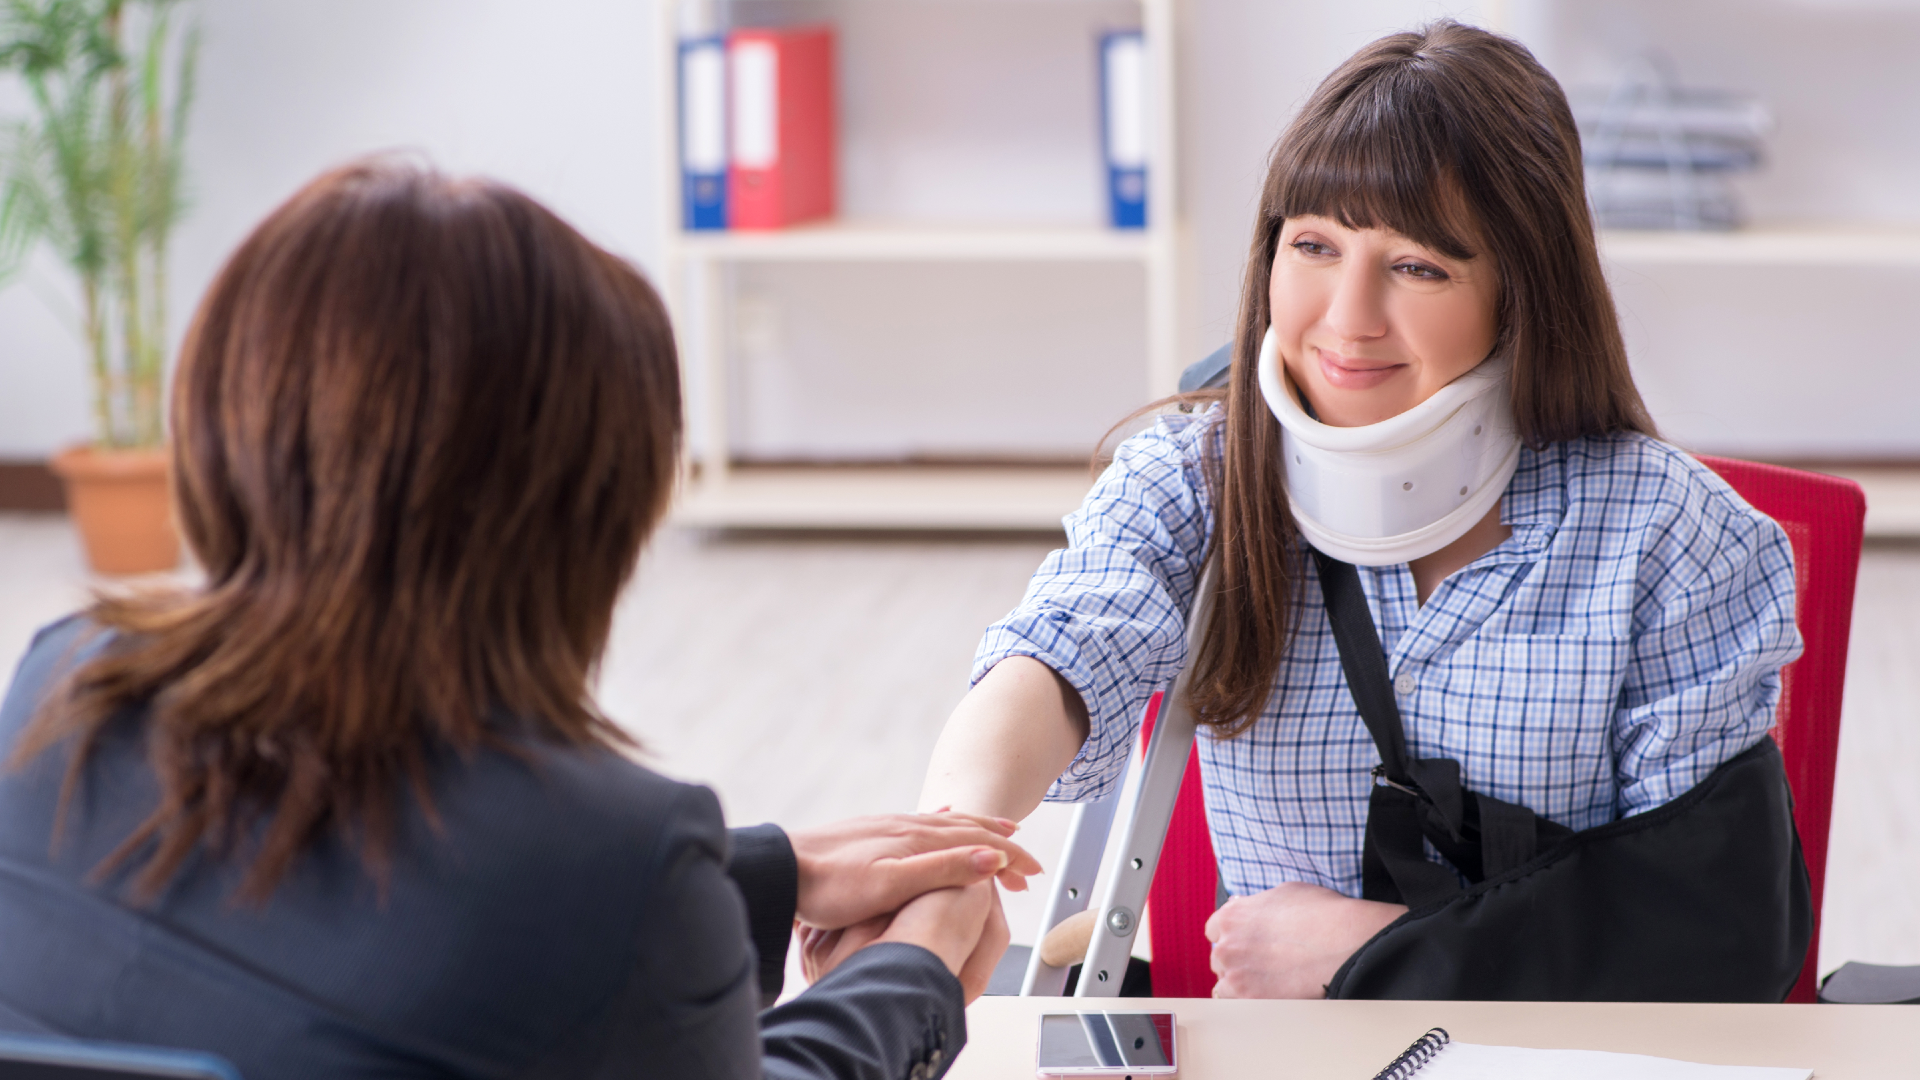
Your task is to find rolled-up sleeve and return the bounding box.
[1612,472,1804,815]
[970,412,1219,802]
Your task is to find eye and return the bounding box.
[1394,260,1449,281]
[1290,239,1336,257]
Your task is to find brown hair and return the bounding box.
[13,161,683,901]
[1189,21,1656,735]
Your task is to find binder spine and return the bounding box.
[729,26,835,230]
[729,33,780,227]
[1101,30,1148,229]
[778,27,836,225]
[679,35,728,230]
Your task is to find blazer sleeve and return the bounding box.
[722,826,970,1078]
[589,791,968,1080]
[726,824,799,1008]
[760,943,966,1080]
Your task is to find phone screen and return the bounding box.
[1037,1012,1175,1070]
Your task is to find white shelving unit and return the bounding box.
[668,464,1105,531]
[1599,226,1920,268]
[1492,0,1920,470]
[673,222,1156,263]
[652,0,1181,531]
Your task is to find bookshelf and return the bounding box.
[1487,0,1920,467]
[672,464,1102,531]
[674,222,1157,263]
[651,0,1181,531]
[1598,227,1920,268]
[1484,0,1920,275]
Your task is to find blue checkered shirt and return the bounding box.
[972,409,1803,899]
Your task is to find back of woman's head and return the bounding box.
[19,160,682,901]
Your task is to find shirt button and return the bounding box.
[1393,672,1417,695]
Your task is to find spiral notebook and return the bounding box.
[1373,1028,1812,1080]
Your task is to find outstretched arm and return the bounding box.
[925,415,1218,822]
[916,656,1090,822]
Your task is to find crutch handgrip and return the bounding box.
[1037,908,1098,968]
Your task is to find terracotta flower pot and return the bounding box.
[49,444,182,576]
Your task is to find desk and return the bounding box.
[950,998,1914,1078]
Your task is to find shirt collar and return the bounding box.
[1484,443,1566,564]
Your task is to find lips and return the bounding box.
[1315,347,1406,390]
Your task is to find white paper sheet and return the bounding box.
[1414,1042,1813,1080]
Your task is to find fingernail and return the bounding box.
[973,849,1009,873]
[995,817,1019,832]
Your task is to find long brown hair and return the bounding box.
[1190,21,1656,735]
[13,161,683,901]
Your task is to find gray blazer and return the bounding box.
[0,617,963,1080]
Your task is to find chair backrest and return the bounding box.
[1145,456,1865,1003]
[1694,456,1864,1001]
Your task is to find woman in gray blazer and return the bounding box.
[0,161,1031,1080]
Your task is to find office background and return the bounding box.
[0,0,1914,986]
[6,0,1920,463]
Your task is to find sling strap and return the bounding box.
[1309,548,1572,908]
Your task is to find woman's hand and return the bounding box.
[798,916,890,986]
[883,879,1010,1002]
[789,811,1040,931]
[1205,881,1406,998]
[801,880,1010,1003]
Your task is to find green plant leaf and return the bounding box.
[1,0,194,447]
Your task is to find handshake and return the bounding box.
[789,811,1042,1002]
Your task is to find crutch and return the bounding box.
[1020,564,1215,996]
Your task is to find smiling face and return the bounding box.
[1269,213,1502,428]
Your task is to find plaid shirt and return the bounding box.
[973,409,1802,899]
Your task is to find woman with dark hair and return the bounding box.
[921,22,1806,999]
[0,162,1032,1078]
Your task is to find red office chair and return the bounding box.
[1144,457,1866,1003]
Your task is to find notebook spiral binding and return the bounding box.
[1372,1027,1451,1080]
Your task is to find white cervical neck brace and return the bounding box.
[1256,326,1521,566]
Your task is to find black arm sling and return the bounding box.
[1308,548,1813,1001]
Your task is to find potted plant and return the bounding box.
[0,0,196,574]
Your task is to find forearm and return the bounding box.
[917,656,1090,821]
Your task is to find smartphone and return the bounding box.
[1036,1011,1178,1078]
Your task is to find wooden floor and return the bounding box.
[1,513,1915,982]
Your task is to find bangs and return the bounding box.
[1271,68,1480,261]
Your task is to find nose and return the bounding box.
[1323,260,1388,344]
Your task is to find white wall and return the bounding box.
[0,0,663,457]
[2,0,1915,461]
[0,251,92,457]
